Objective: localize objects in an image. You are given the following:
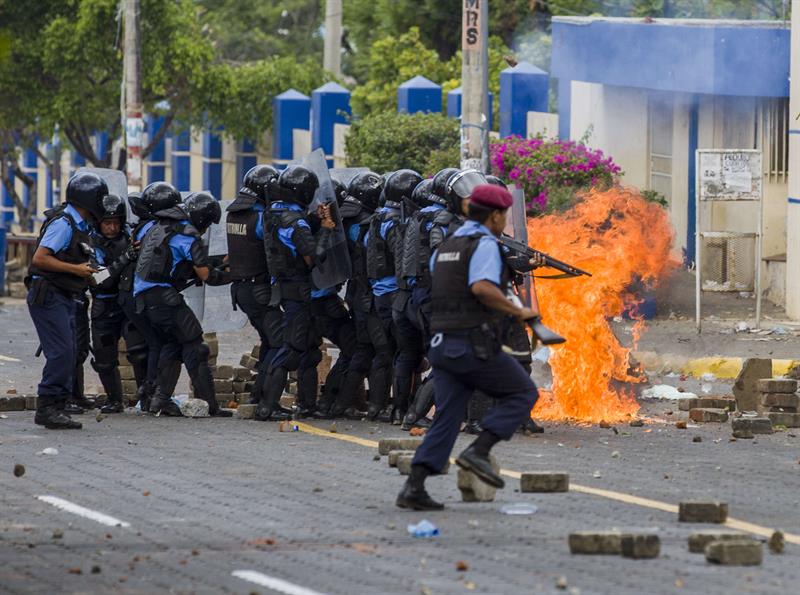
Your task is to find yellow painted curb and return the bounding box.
[634,351,799,379]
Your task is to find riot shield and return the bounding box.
[76,167,131,221]
[303,149,352,289]
[508,184,532,308]
[329,167,369,187]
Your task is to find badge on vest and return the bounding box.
[226,222,247,236]
[437,252,461,262]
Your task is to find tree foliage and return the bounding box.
[345,111,460,176]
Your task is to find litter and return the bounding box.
[407,519,439,537]
[500,503,538,515]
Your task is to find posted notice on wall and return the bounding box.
[698,150,762,201]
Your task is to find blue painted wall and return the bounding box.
[171,129,191,192]
[311,82,351,166]
[273,89,311,168]
[500,62,550,138]
[202,128,223,199]
[398,76,442,114]
[446,87,494,130]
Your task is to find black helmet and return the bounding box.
[330,175,348,207]
[445,169,488,213]
[66,172,108,222]
[431,167,459,201]
[242,164,279,202]
[128,191,152,221]
[410,179,436,209]
[384,169,423,207]
[278,165,319,207]
[99,194,127,224]
[347,171,383,213]
[485,175,508,189]
[184,192,221,233]
[142,181,181,213]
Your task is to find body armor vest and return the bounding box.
[429,210,465,251]
[118,219,151,293]
[344,215,373,312]
[264,208,310,280]
[27,206,93,295]
[400,209,439,287]
[92,232,130,295]
[226,195,268,280]
[366,208,400,280]
[430,232,511,333]
[135,218,200,288]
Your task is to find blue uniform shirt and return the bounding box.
[253,202,265,240]
[430,220,503,287]
[420,204,444,232]
[39,204,89,253]
[311,286,336,299]
[133,221,198,296]
[273,202,310,256]
[364,206,399,296]
[93,228,129,299]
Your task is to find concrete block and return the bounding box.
[25,395,38,410]
[397,454,447,475]
[387,450,416,467]
[760,392,800,409]
[689,408,729,423]
[240,354,258,370]
[234,393,251,404]
[731,417,773,435]
[180,398,209,418]
[118,365,135,380]
[232,381,247,394]
[568,532,622,554]
[121,380,138,395]
[679,397,735,412]
[237,404,256,419]
[0,396,26,411]
[245,381,255,392]
[733,358,772,411]
[213,379,233,393]
[234,367,252,381]
[756,378,797,393]
[378,438,423,455]
[251,344,261,359]
[705,539,763,566]
[457,456,499,502]
[213,365,234,380]
[620,534,660,559]
[732,427,754,439]
[205,342,219,359]
[520,472,569,493]
[688,532,746,553]
[679,501,728,523]
[216,393,235,406]
[766,412,800,427]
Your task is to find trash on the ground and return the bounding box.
[555,575,568,590]
[611,451,620,458]
[13,463,25,477]
[0,414,8,419]
[592,470,602,478]
[292,424,299,432]
[95,412,107,423]
[39,447,58,456]
[701,383,712,394]
[90,565,101,574]
[629,419,644,427]
[407,519,439,538]
[409,426,426,436]
[67,567,81,574]
[52,528,64,539]
[700,373,717,382]
[500,503,538,515]
[329,422,337,433]
[693,436,702,443]
[675,421,687,429]
[735,321,749,333]
[641,385,697,401]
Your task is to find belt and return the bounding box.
[233,273,269,284]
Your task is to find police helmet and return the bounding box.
[184,191,221,233]
[410,179,436,209]
[65,172,108,222]
[99,194,127,224]
[330,175,348,207]
[278,165,319,207]
[445,169,488,213]
[431,167,459,201]
[242,164,279,202]
[128,191,152,221]
[141,181,181,213]
[485,175,508,189]
[347,171,384,213]
[384,169,423,207]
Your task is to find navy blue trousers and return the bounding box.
[28,287,77,409]
[412,334,539,473]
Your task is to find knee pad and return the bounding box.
[283,348,303,371]
[302,347,322,369]
[197,342,211,360]
[90,357,117,374]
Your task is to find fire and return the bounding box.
[527,187,676,423]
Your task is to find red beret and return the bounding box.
[469,184,513,210]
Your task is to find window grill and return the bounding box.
[757,97,789,182]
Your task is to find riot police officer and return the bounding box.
[428,168,461,252]
[364,169,422,421]
[397,184,540,510]
[258,165,335,420]
[225,165,291,417]
[89,194,137,413]
[26,172,107,429]
[134,187,231,417]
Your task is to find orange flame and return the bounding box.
[527,187,677,423]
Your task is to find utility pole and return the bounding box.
[323,0,342,78]
[460,0,489,172]
[123,0,143,190]
[786,0,800,319]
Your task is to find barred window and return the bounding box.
[757,97,789,182]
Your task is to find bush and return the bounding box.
[345,111,460,175]
[490,136,622,214]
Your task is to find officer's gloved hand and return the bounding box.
[205,267,232,286]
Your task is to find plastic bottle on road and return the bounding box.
[407,519,440,538]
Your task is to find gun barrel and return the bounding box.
[499,235,592,277]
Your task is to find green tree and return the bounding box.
[345,111,460,175]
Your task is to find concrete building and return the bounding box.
[550,16,792,309]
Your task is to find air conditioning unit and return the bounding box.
[699,231,756,292]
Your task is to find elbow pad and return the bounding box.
[189,239,211,268]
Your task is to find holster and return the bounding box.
[469,323,500,361]
[27,277,51,306]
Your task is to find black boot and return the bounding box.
[401,376,435,431]
[189,358,232,417]
[520,418,545,434]
[148,392,183,416]
[98,368,124,414]
[391,374,413,426]
[294,366,318,418]
[148,360,182,415]
[396,464,443,510]
[63,401,85,415]
[456,431,504,488]
[35,404,82,430]
[463,419,483,435]
[255,367,291,421]
[366,365,391,421]
[136,380,155,413]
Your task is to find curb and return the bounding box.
[633,351,799,379]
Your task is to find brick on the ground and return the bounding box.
[234,393,251,404]
[251,344,261,359]
[0,396,26,411]
[688,532,746,553]
[520,472,569,493]
[397,454,447,475]
[731,416,772,436]
[240,354,258,370]
[387,450,416,467]
[705,539,763,566]
[756,378,798,393]
[620,534,660,559]
[766,412,800,427]
[759,392,800,410]
[24,395,38,410]
[214,379,233,394]
[121,380,137,395]
[203,333,218,356]
[236,404,256,419]
[568,532,622,554]
[378,438,423,455]
[213,365,234,380]
[232,381,247,394]
[733,358,771,412]
[457,456,499,502]
[679,501,728,523]
[118,365,135,381]
[234,367,253,381]
[678,397,735,412]
[689,408,729,423]
[216,393,235,406]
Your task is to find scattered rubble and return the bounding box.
[568,532,621,554]
[731,417,772,439]
[705,539,762,566]
[377,438,423,455]
[620,534,660,559]
[768,531,785,554]
[13,463,25,477]
[732,358,771,412]
[688,408,728,423]
[520,472,569,493]
[458,456,499,502]
[641,385,697,401]
[679,501,728,523]
[687,532,744,553]
[179,398,210,418]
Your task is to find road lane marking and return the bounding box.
[293,421,800,545]
[0,354,21,362]
[232,570,328,595]
[36,496,131,528]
